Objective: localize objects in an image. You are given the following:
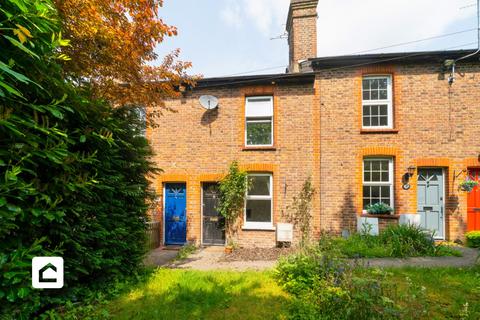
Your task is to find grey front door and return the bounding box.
[417,168,444,239]
[202,183,225,245]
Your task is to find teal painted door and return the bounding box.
[164,183,187,245]
[417,169,444,239]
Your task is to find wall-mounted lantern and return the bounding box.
[402,166,417,190]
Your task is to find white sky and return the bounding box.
[155,0,478,77]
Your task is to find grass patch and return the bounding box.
[58,266,479,319]
[377,266,480,319]
[105,269,289,320]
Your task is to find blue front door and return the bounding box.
[164,183,187,245]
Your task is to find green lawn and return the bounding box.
[383,267,480,319]
[73,266,479,319]
[104,269,289,320]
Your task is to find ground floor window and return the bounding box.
[363,158,394,209]
[245,174,273,228]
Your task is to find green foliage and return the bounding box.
[466,231,480,248]
[284,177,315,247]
[323,224,461,258]
[66,269,289,320]
[459,179,479,192]
[176,244,197,260]
[275,247,427,319]
[0,1,156,318]
[366,202,394,215]
[218,162,249,244]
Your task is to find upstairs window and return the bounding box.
[362,75,392,129]
[245,96,273,146]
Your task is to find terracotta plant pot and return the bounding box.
[224,246,233,254]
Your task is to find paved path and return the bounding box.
[145,246,479,271]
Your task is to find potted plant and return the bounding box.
[365,202,394,215]
[218,161,250,254]
[224,239,236,254]
[458,179,479,192]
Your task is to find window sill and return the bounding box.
[242,225,276,231]
[360,129,399,134]
[242,146,276,151]
[360,213,400,220]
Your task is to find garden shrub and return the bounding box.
[379,224,435,257]
[326,224,460,258]
[0,1,156,318]
[275,247,425,319]
[466,231,480,248]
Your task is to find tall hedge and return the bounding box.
[0,0,156,318]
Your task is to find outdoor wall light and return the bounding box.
[402,166,417,190]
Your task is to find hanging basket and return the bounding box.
[459,180,479,192]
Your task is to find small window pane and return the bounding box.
[364,171,371,182]
[363,117,370,127]
[248,176,270,196]
[380,161,388,170]
[379,116,388,126]
[362,79,370,90]
[372,161,380,170]
[381,186,390,198]
[363,186,370,197]
[371,117,379,126]
[246,199,271,222]
[381,172,389,181]
[371,91,378,100]
[363,106,370,116]
[379,78,387,89]
[371,186,380,197]
[372,171,380,181]
[246,120,272,145]
[371,105,379,115]
[379,105,388,115]
[379,90,387,99]
[371,79,379,89]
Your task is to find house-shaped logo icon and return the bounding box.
[32,257,64,289]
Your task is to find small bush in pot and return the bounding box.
[466,231,480,248]
[365,202,394,215]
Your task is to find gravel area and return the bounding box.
[220,247,296,262]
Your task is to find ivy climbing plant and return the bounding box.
[218,162,250,246]
[284,176,316,247]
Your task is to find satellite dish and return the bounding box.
[199,95,218,110]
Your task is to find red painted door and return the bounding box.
[467,169,480,231]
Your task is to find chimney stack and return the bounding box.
[286,0,319,73]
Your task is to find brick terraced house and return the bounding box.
[148,0,480,247]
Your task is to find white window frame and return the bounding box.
[245,96,274,147]
[362,157,394,210]
[244,173,273,229]
[362,75,393,129]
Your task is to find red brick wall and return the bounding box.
[148,83,319,248]
[317,62,480,241]
[148,62,480,247]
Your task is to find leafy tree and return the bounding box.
[0,0,156,317]
[54,0,196,110]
